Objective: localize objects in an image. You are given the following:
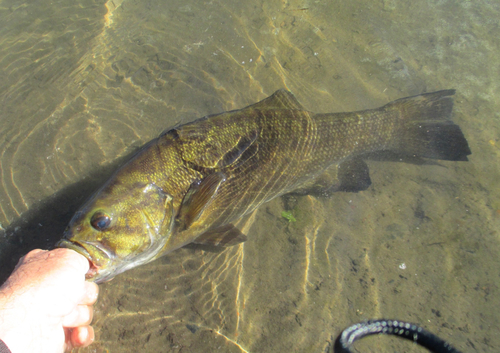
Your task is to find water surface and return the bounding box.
[0,0,499,352]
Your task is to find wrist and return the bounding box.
[0,287,35,353]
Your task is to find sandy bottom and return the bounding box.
[0,0,498,352]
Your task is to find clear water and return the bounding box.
[0,0,498,352]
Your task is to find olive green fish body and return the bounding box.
[57,89,470,282]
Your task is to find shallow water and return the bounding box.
[0,0,499,352]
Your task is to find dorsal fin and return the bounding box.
[248,89,306,111]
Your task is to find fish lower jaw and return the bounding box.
[56,239,111,282]
[86,260,100,280]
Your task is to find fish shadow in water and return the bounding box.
[362,151,444,165]
[0,150,141,284]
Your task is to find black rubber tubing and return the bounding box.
[334,319,462,353]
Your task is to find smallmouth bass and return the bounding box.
[56,89,471,282]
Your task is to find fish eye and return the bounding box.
[90,211,111,231]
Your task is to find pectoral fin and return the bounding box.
[219,131,259,168]
[193,224,248,246]
[176,172,226,231]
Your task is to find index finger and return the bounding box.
[52,248,92,275]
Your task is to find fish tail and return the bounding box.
[387,90,471,161]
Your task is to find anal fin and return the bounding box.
[292,158,371,196]
[336,158,372,192]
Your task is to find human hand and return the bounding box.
[0,248,99,353]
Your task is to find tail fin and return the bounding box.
[385,90,471,161]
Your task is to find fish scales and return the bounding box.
[57,89,470,282]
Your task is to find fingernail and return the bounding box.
[79,327,89,343]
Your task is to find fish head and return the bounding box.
[57,178,175,283]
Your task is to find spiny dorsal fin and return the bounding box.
[248,89,306,111]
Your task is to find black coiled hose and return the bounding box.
[334,319,462,353]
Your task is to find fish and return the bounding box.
[56,89,471,283]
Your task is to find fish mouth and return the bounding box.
[56,239,112,281]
